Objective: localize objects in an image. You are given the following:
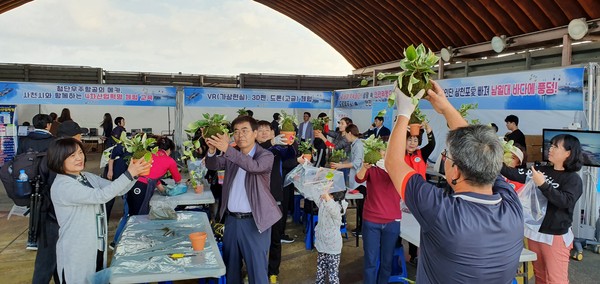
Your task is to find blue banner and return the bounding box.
[335,67,585,111]
[184,87,332,109]
[0,81,176,106]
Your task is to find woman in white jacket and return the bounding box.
[47,137,150,283]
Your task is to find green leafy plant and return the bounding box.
[186,113,229,140]
[280,110,297,132]
[329,149,347,163]
[378,44,440,107]
[501,139,517,166]
[409,106,427,125]
[115,132,158,162]
[237,107,248,116]
[298,139,315,155]
[458,103,480,124]
[363,135,387,164]
[311,117,329,131]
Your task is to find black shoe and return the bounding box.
[409,257,418,266]
[109,242,115,250]
[281,235,295,244]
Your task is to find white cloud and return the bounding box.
[0,0,353,76]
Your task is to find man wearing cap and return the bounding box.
[56,120,86,139]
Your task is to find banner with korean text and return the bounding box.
[334,67,585,111]
[0,81,176,106]
[184,87,332,109]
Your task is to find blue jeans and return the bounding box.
[362,219,400,284]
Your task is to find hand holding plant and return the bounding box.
[126,158,152,177]
[206,133,230,153]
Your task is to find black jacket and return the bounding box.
[260,140,296,202]
[17,130,53,154]
[501,165,582,235]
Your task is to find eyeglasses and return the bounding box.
[441,149,453,162]
[233,128,253,137]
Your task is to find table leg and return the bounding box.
[523,261,529,284]
[355,206,359,247]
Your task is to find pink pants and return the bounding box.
[527,235,572,284]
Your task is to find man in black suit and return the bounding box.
[373,116,391,141]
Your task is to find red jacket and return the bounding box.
[405,149,427,179]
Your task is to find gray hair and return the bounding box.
[447,125,503,186]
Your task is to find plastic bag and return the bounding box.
[149,202,177,220]
[284,163,346,200]
[165,183,188,196]
[518,178,548,228]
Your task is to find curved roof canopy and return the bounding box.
[256,0,600,69]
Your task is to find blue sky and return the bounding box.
[0,0,353,75]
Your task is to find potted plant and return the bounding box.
[280,110,297,145]
[311,116,329,136]
[378,44,440,107]
[408,106,427,136]
[458,103,480,124]
[363,135,387,165]
[501,139,517,166]
[115,132,158,176]
[298,139,315,161]
[329,149,347,168]
[237,107,249,117]
[180,136,206,193]
[187,113,230,140]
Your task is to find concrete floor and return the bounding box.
[0,151,599,283]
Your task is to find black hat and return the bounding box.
[57,120,86,137]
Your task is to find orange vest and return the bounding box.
[405,149,427,179]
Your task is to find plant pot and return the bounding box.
[409,124,421,136]
[131,157,152,176]
[193,184,204,194]
[189,232,207,251]
[302,153,312,161]
[280,131,296,145]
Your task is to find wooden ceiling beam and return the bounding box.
[495,1,537,34]
[578,0,600,18]
[513,0,553,30]
[433,0,485,42]
[531,0,564,27]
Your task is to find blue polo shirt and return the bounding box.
[402,173,524,283]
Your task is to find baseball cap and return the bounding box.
[57,120,86,137]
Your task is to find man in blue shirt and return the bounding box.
[385,81,524,283]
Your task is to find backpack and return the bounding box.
[0,151,47,206]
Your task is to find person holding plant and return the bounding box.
[127,136,182,215]
[331,124,366,235]
[311,190,348,284]
[256,120,296,283]
[315,117,352,156]
[403,120,436,265]
[48,137,150,284]
[312,112,329,167]
[355,150,401,284]
[205,115,281,284]
[501,134,583,284]
[385,80,523,283]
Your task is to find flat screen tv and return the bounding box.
[542,128,600,168]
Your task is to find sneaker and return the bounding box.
[409,256,418,266]
[26,241,38,251]
[281,235,295,244]
[269,275,278,283]
[109,242,115,250]
[351,228,362,237]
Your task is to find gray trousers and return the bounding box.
[223,216,271,284]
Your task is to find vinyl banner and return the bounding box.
[334,85,392,109]
[0,81,176,106]
[435,67,585,111]
[334,67,585,111]
[184,87,332,109]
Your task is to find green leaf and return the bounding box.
[416,44,425,57]
[376,109,387,117]
[405,45,417,61]
[143,152,153,162]
[387,92,396,108]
